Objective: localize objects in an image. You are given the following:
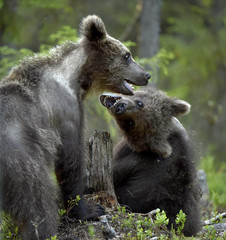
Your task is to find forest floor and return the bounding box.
[59,193,226,240]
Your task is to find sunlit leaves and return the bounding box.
[0,0,3,10]
[0,47,33,78]
[21,0,72,10]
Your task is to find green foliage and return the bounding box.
[123,40,137,48]
[111,207,226,239]
[56,195,82,225]
[124,41,174,84]
[160,1,226,163]
[0,196,81,239]
[0,0,137,53]
[40,26,79,53]
[200,155,226,209]
[0,24,79,79]
[46,235,59,240]
[88,225,96,238]
[175,210,186,236]
[203,225,218,240]
[65,195,81,216]
[111,207,188,239]
[117,205,127,215]
[58,208,66,217]
[21,0,72,10]
[155,208,169,227]
[0,212,21,240]
[136,48,174,84]
[0,46,33,79]
[49,26,79,44]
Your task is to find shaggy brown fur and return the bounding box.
[0,15,150,240]
[100,89,201,236]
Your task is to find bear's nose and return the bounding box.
[115,103,127,115]
[146,73,151,80]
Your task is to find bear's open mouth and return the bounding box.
[100,94,121,109]
[123,79,135,94]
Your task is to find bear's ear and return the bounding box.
[170,99,191,116]
[80,15,107,42]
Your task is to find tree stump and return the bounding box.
[85,130,118,208]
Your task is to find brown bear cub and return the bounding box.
[100,88,201,236]
[0,15,150,240]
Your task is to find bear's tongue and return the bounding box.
[123,80,134,94]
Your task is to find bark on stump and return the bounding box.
[85,130,118,208]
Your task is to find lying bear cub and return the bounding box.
[100,88,201,236]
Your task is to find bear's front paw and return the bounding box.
[83,203,105,220]
[67,202,105,221]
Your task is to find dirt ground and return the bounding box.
[58,193,226,240]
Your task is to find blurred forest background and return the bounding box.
[0,0,225,210]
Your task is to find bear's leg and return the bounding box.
[55,124,104,221]
[21,174,58,240]
[2,156,58,240]
[164,192,201,236]
[56,146,105,221]
[160,197,201,236]
[182,198,201,236]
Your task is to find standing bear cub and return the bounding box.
[100,88,201,236]
[0,15,150,240]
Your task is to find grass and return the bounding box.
[200,155,226,211]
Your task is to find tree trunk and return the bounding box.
[85,130,118,207]
[139,0,161,59]
[139,0,161,86]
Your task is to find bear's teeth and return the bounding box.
[102,95,121,108]
[124,80,134,93]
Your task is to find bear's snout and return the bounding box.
[146,73,151,80]
[114,103,127,115]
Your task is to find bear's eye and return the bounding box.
[128,120,135,127]
[136,101,144,108]
[124,52,131,62]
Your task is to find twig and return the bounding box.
[203,212,226,226]
[147,209,160,218]
[119,0,142,41]
[140,208,160,224]
[31,218,45,240]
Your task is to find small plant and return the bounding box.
[58,195,81,219]
[88,225,96,238]
[117,205,127,215]
[110,207,192,239]
[46,235,59,240]
[58,208,66,217]
[175,210,186,235]
[0,212,21,240]
[71,195,81,206]
[155,209,169,227]
[65,195,81,217]
[204,225,217,239]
